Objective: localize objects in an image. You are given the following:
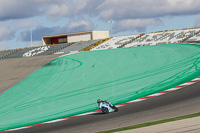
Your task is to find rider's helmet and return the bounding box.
[105,100,107,103]
[97,99,101,103]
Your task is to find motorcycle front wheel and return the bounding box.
[102,107,109,114]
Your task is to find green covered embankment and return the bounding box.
[1,44,200,131]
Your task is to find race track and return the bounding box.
[1,44,200,132]
[12,80,200,133]
[0,55,61,94]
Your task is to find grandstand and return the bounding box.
[0,49,19,59]
[1,27,200,59]
[123,28,200,48]
[185,30,200,42]
[91,28,200,50]
[57,40,100,54]
[123,32,165,48]
[91,34,139,50]
[5,43,70,59]
[0,39,100,59]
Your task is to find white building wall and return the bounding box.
[67,33,92,43]
[92,31,109,40]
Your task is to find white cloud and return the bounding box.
[42,0,200,33]
[98,0,200,20]
[1,0,200,22]
[20,19,94,41]
[0,24,15,41]
[0,41,6,50]
[44,0,101,20]
[194,16,200,27]
[20,26,57,42]
[114,18,162,33]
[1,0,200,23]
[44,4,70,20]
[66,19,94,32]
[0,0,37,20]
[15,20,42,29]
[0,0,56,20]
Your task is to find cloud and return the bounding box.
[1,0,200,22]
[20,26,58,42]
[66,19,94,32]
[44,3,70,20]
[0,0,102,21]
[114,18,162,33]
[20,19,94,41]
[98,0,200,20]
[0,1,38,20]
[0,24,15,41]
[44,0,103,20]
[0,0,56,21]
[0,41,6,50]
[15,20,42,29]
[41,0,200,33]
[1,0,200,21]
[0,20,40,43]
[194,16,200,27]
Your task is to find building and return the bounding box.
[42,30,109,46]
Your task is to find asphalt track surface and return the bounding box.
[0,55,60,94]
[1,55,200,133]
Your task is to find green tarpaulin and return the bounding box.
[1,44,200,131]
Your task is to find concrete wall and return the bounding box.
[67,33,92,43]
[92,31,109,40]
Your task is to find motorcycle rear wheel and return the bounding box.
[113,106,118,112]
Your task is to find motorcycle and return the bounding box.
[98,100,118,114]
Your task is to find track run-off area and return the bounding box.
[1,43,200,132]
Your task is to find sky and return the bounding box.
[0,0,200,50]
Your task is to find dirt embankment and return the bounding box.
[0,55,61,94]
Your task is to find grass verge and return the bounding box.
[98,112,200,133]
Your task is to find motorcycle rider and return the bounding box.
[97,99,112,109]
[103,100,111,107]
[97,99,104,109]
[97,99,118,113]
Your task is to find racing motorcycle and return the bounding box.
[97,99,118,114]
